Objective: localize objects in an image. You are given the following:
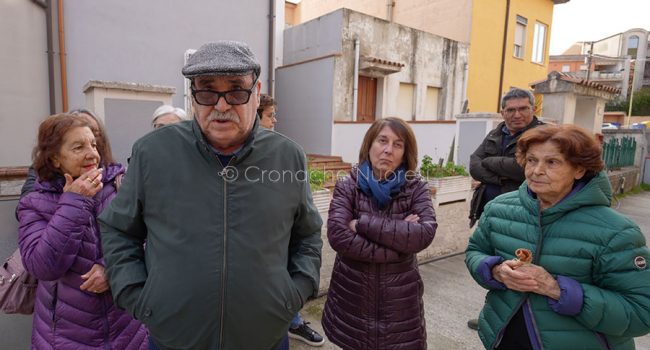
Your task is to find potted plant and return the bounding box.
[309,168,331,214]
[419,155,471,204]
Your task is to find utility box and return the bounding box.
[454,113,502,171]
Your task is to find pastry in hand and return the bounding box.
[515,248,533,264]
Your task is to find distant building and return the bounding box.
[276,8,468,163]
[287,0,570,113]
[549,28,650,99]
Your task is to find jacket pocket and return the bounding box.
[281,272,301,319]
[134,269,157,324]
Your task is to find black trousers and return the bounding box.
[496,308,533,350]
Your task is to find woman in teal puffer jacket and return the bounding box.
[466,124,650,349]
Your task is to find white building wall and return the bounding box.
[0,1,49,166]
[332,122,457,166]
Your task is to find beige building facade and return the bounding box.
[288,0,472,43]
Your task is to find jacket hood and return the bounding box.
[518,170,612,224]
[34,163,126,193]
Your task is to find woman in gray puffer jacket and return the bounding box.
[322,117,437,350]
[16,114,147,349]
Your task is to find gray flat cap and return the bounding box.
[182,41,261,79]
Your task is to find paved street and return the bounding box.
[291,190,650,350]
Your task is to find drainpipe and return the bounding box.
[497,0,511,111]
[352,38,360,121]
[386,0,395,22]
[268,0,276,96]
[57,0,68,112]
[32,0,56,114]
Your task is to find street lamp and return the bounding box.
[626,57,647,127]
[626,63,636,128]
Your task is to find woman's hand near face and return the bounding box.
[63,168,104,197]
[80,264,109,294]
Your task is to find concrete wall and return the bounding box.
[282,10,344,65]
[296,0,472,43]
[275,58,335,155]
[333,9,468,121]
[2,0,282,168]
[574,96,600,133]
[104,99,163,165]
[64,0,276,110]
[540,92,576,124]
[0,1,49,167]
[332,122,457,165]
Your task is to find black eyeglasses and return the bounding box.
[191,78,258,106]
[503,106,531,116]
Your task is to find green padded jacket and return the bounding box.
[466,171,650,349]
[99,119,323,350]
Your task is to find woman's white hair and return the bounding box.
[152,105,187,122]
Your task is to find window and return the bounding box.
[422,86,440,120]
[532,22,547,64]
[397,83,415,120]
[628,35,639,57]
[357,76,377,122]
[561,64,571,72]
[513,15,527,59]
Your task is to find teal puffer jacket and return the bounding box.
[466,172,650,349]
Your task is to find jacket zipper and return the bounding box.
[490,297,527,349]
[525,301,544,350]
[491,206,546,350]
[375,264,380,349]
[526,206,546,350]
[101,296,110,350]
[218,158,232,350]
[594,332,612,350]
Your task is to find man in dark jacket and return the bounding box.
[466,87,542,330]
[99,41,323,350]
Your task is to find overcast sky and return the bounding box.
[550,0,650,55]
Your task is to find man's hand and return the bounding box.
[80,264,110,294]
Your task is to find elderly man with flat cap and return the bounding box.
[99,41,323,350]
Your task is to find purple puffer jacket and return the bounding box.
[322,168,437,350]
[16,164,147,350]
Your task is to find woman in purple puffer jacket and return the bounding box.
[322,117,438,350]
[16,113,147,350]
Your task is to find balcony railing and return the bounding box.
[571,71,623,81]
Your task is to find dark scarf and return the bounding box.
[357,161,406,210]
